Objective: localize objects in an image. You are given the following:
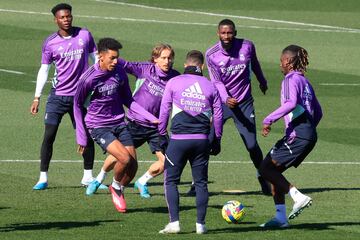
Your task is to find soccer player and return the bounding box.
[203,18,271,196]
[30,3,101,190]
[86,44,180,198]
[74,38,158,213]
[259,45,322,228]
[158,50,223,234]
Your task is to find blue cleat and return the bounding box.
[134,180,151,198]
[33,182,48,190]
[98,183,108,190]
[260,218,289,228]
[86,180,103,196]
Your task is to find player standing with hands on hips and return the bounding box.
[259,45,322,228]
[30,3,103,190]
[204,18,271,195]
[158,50,223,234]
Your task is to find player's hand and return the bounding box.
[77,145,86,154]
[158,134,169,154]
[152,119,160,124]
[259,84,268,95]
[30,99,40,115]
[209,138,221,156]
[226,97,238,108]
[262,124,271,137]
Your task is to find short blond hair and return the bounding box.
[150,43,175,63]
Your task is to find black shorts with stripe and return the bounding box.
[267,136,317,169]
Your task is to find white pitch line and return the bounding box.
[319,83,360,86]
[0,159,359,165]
[0,68,25,75]
[0,8,359,34]
[94,0,360,33]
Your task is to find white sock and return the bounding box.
[289,186,306,202]
[96,168,107,183]
[112,178,124,192]
[39,171,48,183]
[275,204,287,223]
[83,169,93,180]
[138,171,153,185]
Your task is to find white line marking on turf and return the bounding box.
[319,83,360,86]
[0,8,359,34]
[94,0,360,33]
[0,68,25,75]
[0,160,359,165]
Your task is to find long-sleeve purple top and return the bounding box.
[263,71,323,139]
[158,69,223,140]
[206,38,267,103]
[74,62,158,146]
[118,58,180,128]
[41,27,97,96]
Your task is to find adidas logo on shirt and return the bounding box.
[182,82,205,100]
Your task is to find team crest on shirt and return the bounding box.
[57,46,64,51]
[219,61,225,66]
[239,53,245,61]
[78,38,84,46]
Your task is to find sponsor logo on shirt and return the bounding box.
[99,83,118,96]
[60,48,84,62]
[181,82,205,100]
[180,82,206,112]
[147,81,164,97]
[220,63,246,76]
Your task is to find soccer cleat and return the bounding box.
[86,180,101,196]
[159,222,180,234]
[260,218,289,228]
[288,196,312,220]
[196,223,207,234]
[186,184,196,197]
[134,180,151,198]
[109,185,126,213]
[258,176,272,196]
[81,178,108,190]
[33,182,48,190]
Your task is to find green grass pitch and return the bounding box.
[0,0,359,239]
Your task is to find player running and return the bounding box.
[74,38,158,213]
[158,50,223,234]
[85,44,180,198]
[31,3,103,190]
[259,45,322,228]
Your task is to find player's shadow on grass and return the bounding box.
[208,221,360,234]
[0,220,118,232]
[209,190,267,196]
[126,204,232,214]
[300,187,360,194]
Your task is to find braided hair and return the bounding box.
[282,45,309,72]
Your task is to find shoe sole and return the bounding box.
[288,199,312,219]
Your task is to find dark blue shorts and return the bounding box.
[127,120,161,153]
[266,136,317,169]
[89,125,134,153]
[44,89,75,128]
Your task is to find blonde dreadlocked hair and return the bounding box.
[283,45,309,72]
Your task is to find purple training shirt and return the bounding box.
[206,38,267,103]
[41,27,97,96]
[118,58,180,128]
[158,68,223,139]
[263,71,322,139]
[74,62,158,147]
